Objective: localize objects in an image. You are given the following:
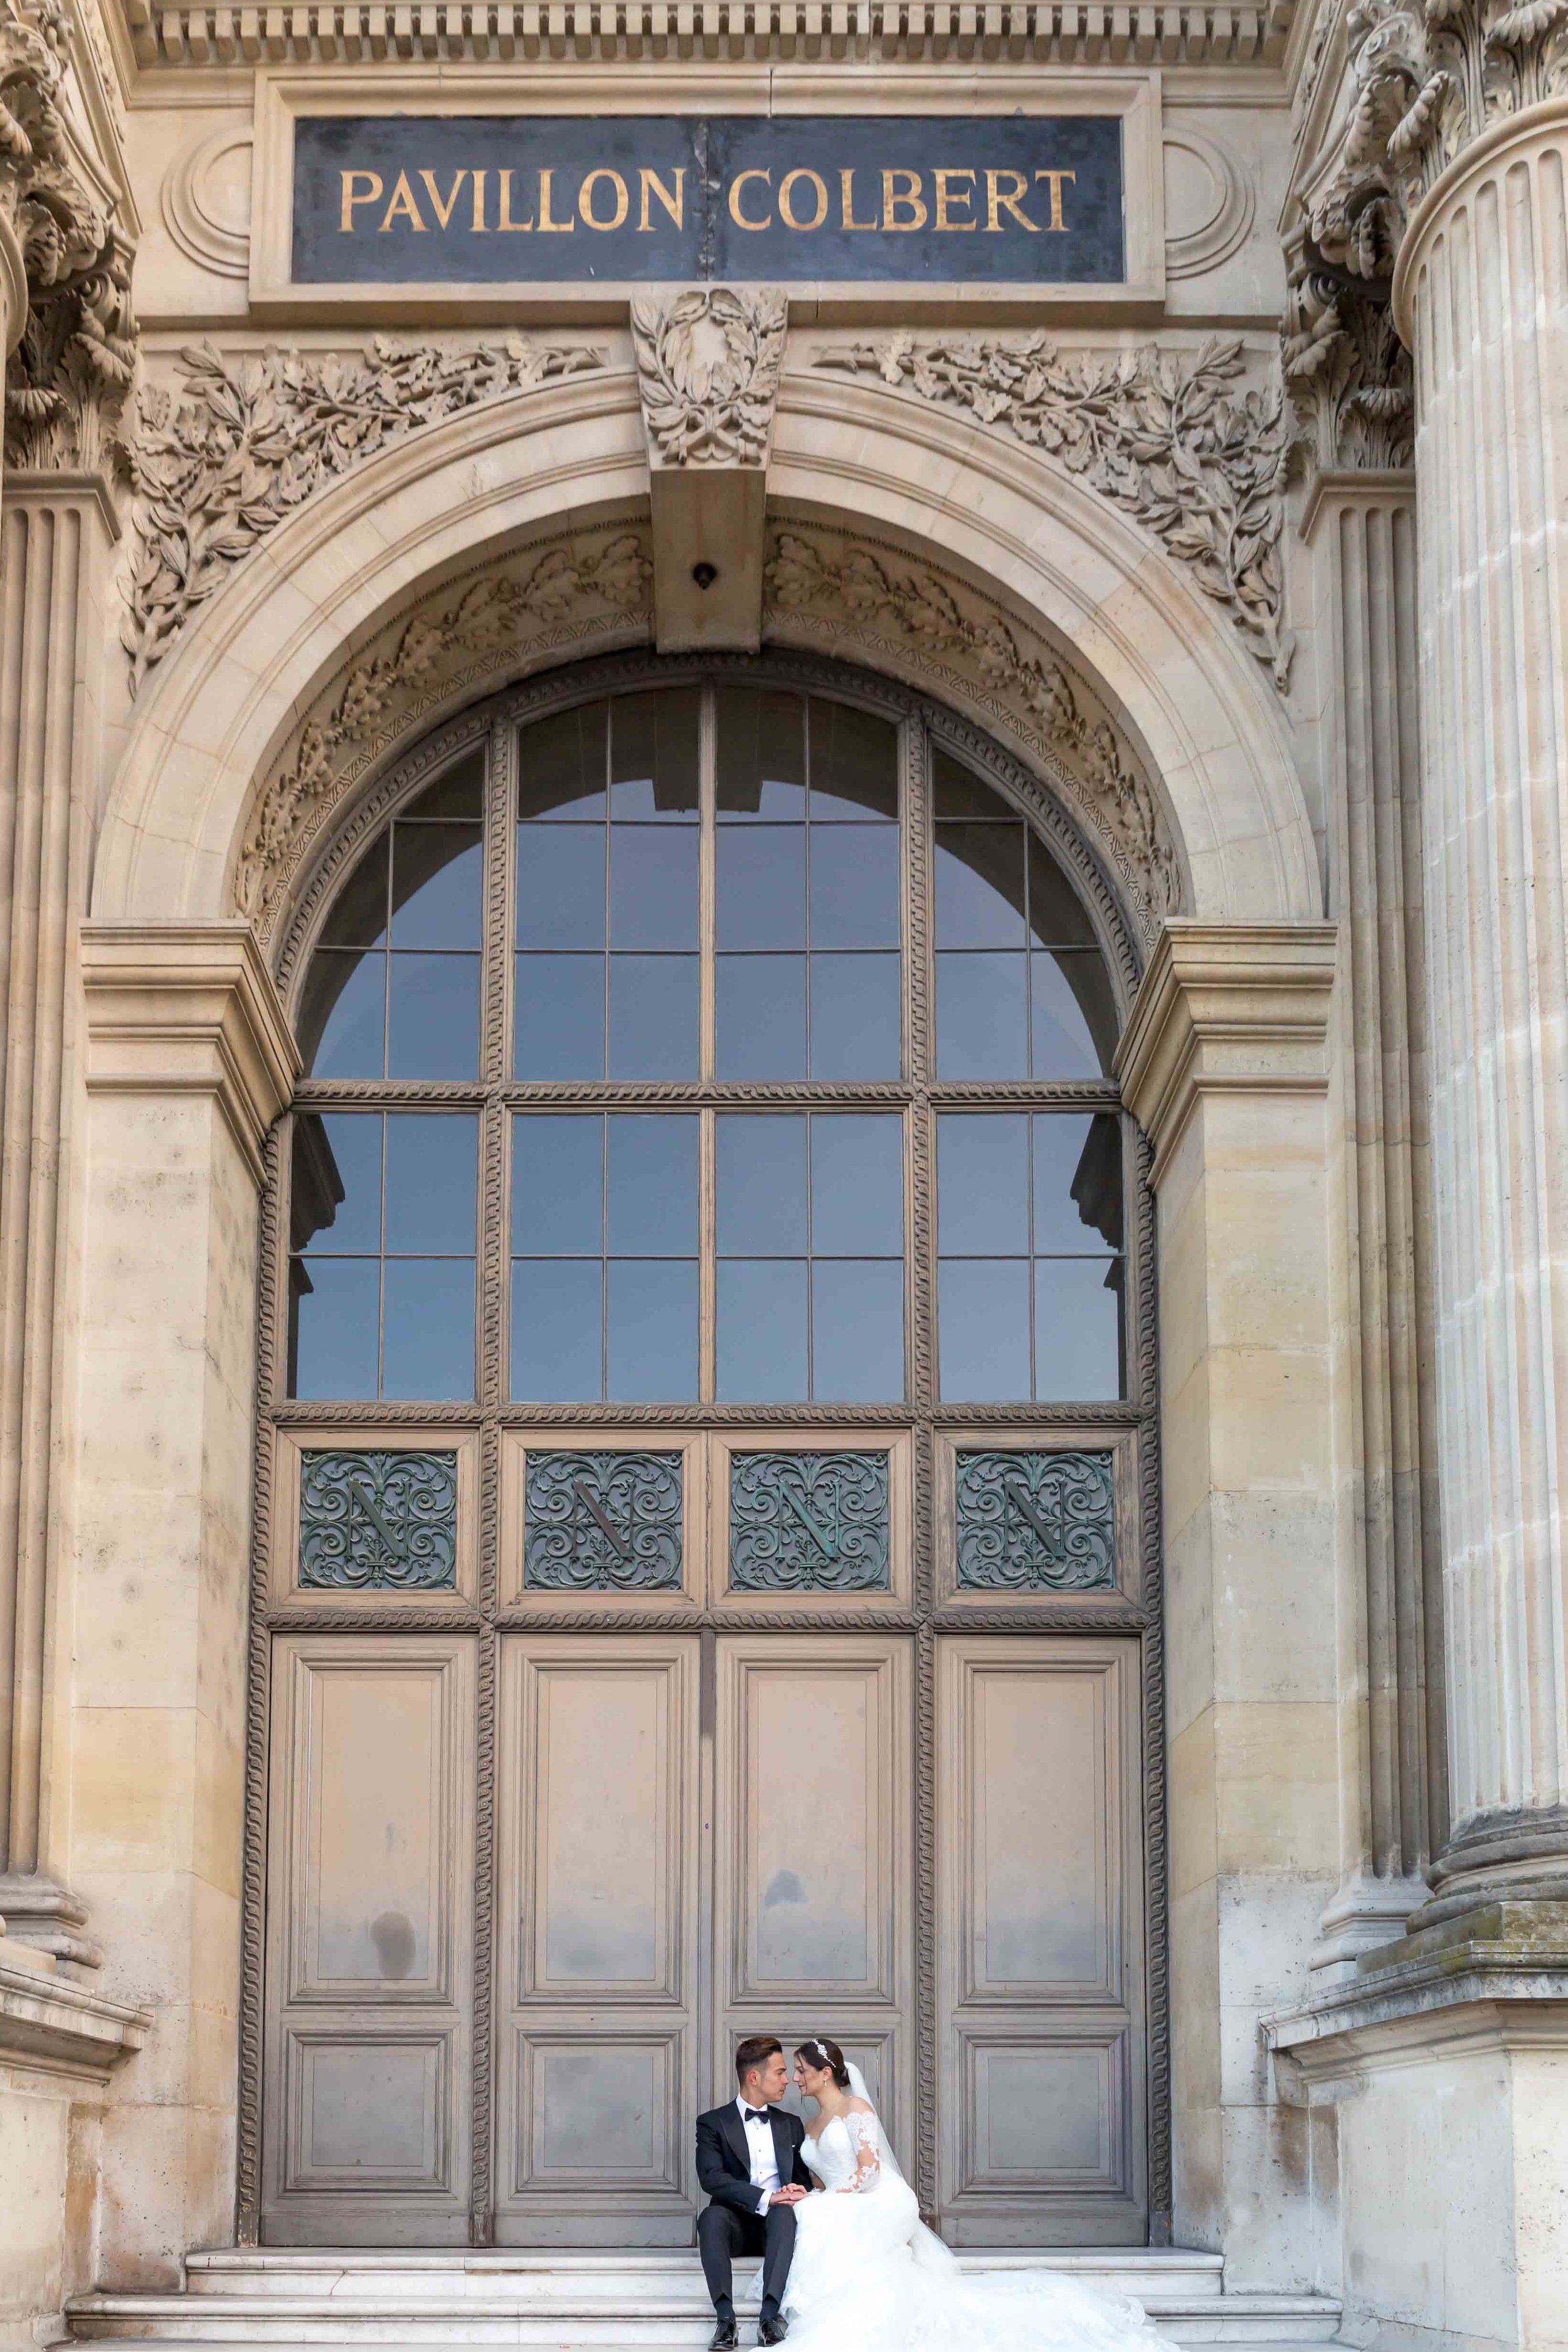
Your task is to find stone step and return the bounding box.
[68,2250,1344,2351]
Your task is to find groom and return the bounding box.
[696,2036,812,2352]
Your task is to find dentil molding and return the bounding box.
[813,331,1293,687]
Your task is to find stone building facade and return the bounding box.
[0,1,1565,2346]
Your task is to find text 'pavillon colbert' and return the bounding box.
[292,114,1126,283]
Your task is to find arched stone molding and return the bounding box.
[92,359,1321,938]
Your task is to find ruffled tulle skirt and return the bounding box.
[782,2180,1158,2352]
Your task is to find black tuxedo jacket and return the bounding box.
[695,2100,812,2217]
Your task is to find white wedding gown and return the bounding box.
[781,2109,1158,2352]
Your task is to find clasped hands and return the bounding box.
[766,2184,808,2208]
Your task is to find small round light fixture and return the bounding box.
[691,562,719,591]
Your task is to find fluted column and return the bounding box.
[0,485,117,1964]
[1300,472,1446,1971]
[1394,103,1568,1919]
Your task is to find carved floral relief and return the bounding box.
[631,283,787,467]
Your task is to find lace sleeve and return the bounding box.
[837,2110,882,2193]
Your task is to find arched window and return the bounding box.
[283,674,1133,1411]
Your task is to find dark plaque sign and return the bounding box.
[291,115,1125,285]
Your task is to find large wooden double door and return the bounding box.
[260,1551,1148,2245]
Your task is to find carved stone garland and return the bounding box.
[122,334,607,694]
[763,523,1180,940]
[234,526,654,936]
[631,283,787,467]
[0,0,138,478]
[815,331,1292,687]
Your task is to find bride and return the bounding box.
[782,2037,1158,2352]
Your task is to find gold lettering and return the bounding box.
[580,167,630,231]
[471,169,487,231]
[1034,167,1076,230]
[778,166,829,231]
[417,169,469,229]
[881,169,927,231]
[639,166,685,231]
[379,170,428,232]
[985,168,1039,232]
[539,167,575,231]
[728,167,772,230]
[497,168,533,231]
[839,168,877,231]
[933,167,977,230]
[339,169,383,231]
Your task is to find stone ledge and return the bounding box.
[0,1950,149,2080]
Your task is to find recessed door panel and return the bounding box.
[495,1634,699,2242]
[938,1636,1145,2244]
[262,1634,475,2243]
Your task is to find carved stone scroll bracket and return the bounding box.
[812,329,1292,689]
[632,285,786,655]
[761,519,1182,946]
[233,521,654,941]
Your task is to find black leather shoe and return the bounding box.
[758,2319,790,2346]
[709,2323,738,2351]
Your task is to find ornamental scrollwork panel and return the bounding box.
[298,1448,460,1589]
[522,1449,684,1591]
[729,1451,891,1592]
[953,1448,1116,1592]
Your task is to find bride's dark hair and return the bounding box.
[795,2036,851,2090]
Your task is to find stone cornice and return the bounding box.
[1115,918,1338,1162]
[0,1944,149,2079]
[80,919,299,1182]
[120,0,1296,71]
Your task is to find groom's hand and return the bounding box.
[768,2185,807,2207]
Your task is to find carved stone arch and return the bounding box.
[273,647,1148,1030]
[92,360,1319,932]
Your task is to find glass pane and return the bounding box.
[718,1115,807,1255]
[936,952,1028,1079]
[381,1259,475,1401]
[1034,1113,1122,1254]
[292,1112,381,1254]
[810,700,897,819]
[717,829,805,951]
[608,955,698,1079]
[811,1115,903,1256]
[518,703,607,820]
[935,822,1027,946]
[514,954,605,1080]
[390,824,483,948]
[407,753,484,822]
[608,1261,699,1401]
[317,832,389,949]
[718,1261,807,1402]
[610,687,701,818]
[717,955,807,1080]
[938,1259,1030,1402]
[383,1113,477,1255]
[938,1113,1029,1256]
[1031,951,1116,1078]
[1034,1258,1124,1401]
[511,1258,602,1401]
[388,953,480,1079]
[610,827,698,951]
[1025,836,1096,947]
[716,686,806,818]
[931,751,999,822]
[512,1115,602,1255]
[812,1262,904,1401]
[300,948,386,1079]
[289,1257,379,1400]
[517,826,605,950]
[810,826,899,950]
[607,1115,698,1256]
[808,954,900,1081]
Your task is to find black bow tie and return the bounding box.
[743,2107,770,2124]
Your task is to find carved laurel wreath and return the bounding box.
[631,284,788,466]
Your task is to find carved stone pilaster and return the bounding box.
[1281,243,1413,475]
[632,285,787,654]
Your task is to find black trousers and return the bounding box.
[697,2197,797,2323]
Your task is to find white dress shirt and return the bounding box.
[736,2094,781,2210]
